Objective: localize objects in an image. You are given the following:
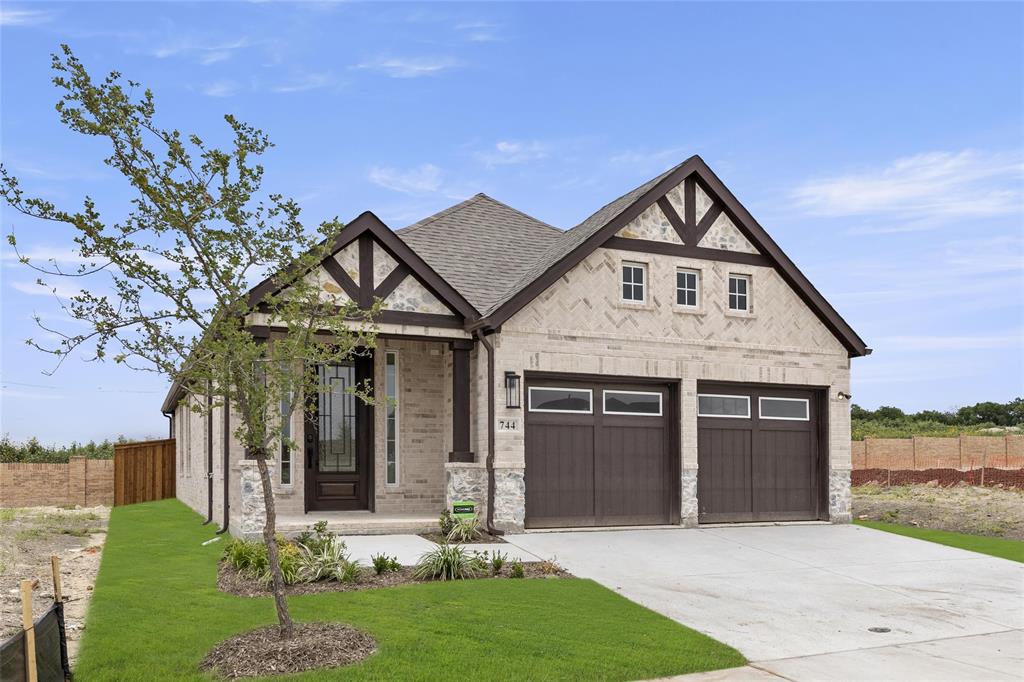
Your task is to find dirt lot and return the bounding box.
[853,483,1024,539]
[0,506,109,662]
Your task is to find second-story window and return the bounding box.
[676,269,699,308]
[728,274,750,312]
[622,261,646,303]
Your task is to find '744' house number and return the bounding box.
[497,418,519,432]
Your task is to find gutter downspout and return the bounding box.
[216,397,231,535]
[474,329,502,536]
[162,411,173,438]
[203,386,214,525]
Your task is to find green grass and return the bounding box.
[76,500,743,681]
[856,520,1024,563]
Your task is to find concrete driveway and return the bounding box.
[507,524,1024,681]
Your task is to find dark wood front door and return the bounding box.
[697,382,824,523]
[305,356,374,511]
[524,375,678,529]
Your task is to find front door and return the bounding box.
[305,355,374,511]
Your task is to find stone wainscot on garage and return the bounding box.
[164,154,870,537]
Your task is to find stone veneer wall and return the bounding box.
[484,245,854,531]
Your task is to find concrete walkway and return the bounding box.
[506,524,1024,681]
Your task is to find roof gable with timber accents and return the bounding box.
[477,155,869,357]
[246,211,478,325]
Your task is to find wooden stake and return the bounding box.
[51,555,63,603]
[21,580,38,682]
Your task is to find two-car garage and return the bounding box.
[522,374,827,529]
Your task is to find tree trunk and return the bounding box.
[254,450,294,639]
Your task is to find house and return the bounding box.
[165,155,869,537]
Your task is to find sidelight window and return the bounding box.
[603,390,663,416]
[385,351,399,485]
[697,394,751,418]
[528,387,593,413]
[759,397,809,421]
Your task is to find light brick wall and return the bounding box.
[484,245,854,528]
[1,457,114,507]
[373,339,447,514]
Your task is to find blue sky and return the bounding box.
[1,1,1022,444]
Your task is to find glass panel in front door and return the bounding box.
[318,364,357,473]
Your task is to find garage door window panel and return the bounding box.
[697,394,751,418]
[528,387,593,414]
[603,390,663,416]
[759,397,809,421]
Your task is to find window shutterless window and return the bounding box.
[697,394,751,418]
[676,269,699,308]
[528,387,593,413]
[728,274,750,312]
[279,393,292,486]
[603,390,663,416]
[622,262,646,303]
[385,351,399,485]
[759,397,809,421]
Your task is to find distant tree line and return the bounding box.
[0,435,139,463]
[851,398,1023,440]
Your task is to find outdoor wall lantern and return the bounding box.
[504,371,521,409]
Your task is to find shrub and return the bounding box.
[295,520,336,554]
[298,538,350,582]
[371,553,401,575]
[446,514,482,544]
[337,559,363,584]
[413,544,481,581]
[509,559,524,579]
[223,538,267,575]
[538,558,562,576]
[489,550,507,575]
[438,510,455,536]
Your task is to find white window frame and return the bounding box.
[728,274,750,313]
[675,268,700,309]
[758,396,810,421]
[279,377,294,487]
[621,261,647,304]
[697,393,751,419]
[602,390,663,417]
[527,386,594,414]
[385,350,400,486]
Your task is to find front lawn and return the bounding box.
[855,520,1024,563]
[76,500,743,680]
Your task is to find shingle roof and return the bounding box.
[396,193,563,313]
[481,161,686,315]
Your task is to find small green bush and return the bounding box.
[489,550,507,575]
[446,514,483,544]
[413,544,481,581]
[223,538,267,575]
[371,553,401,575]
[509,559,525,579]
[438,510,455,536]
[297,538,350,582]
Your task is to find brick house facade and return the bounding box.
[166,155,868,536]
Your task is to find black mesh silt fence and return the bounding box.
[0,602,72,682]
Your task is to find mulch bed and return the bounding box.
[853,467,1024,488]
[200,622,376,679]
[419,530,506,544]
[218,561,570,598]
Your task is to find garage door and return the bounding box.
[697,382,824,523]
[524,376,677,528]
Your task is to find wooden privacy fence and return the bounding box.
[114,438,176,506]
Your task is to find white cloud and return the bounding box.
[146,37,251,64]
[0,6,54,26]
[609,146,691,172]
[10,280,86,299]
[368,164,444,195]
[2,245,178,273]
[455,20,501,42]
[794,150,1024,225]
[352,56,458,79]
[477,140,547,166]
[201,80,241,97]
[271,72,334,93]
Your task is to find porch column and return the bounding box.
[449,339,474,463]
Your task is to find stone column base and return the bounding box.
[680,468,699,528]
[239,460,275,539]
[829,468,852,523]
[445,461,487,523]
[492,467,525,533]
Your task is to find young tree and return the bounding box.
[1,45,379,638]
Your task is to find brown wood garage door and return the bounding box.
[697,382,826,523]
[524,375,678,529]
